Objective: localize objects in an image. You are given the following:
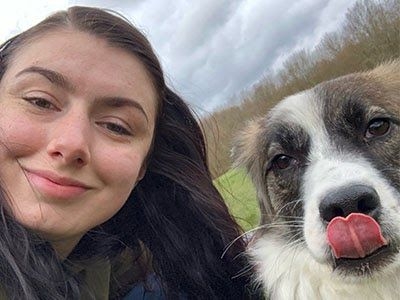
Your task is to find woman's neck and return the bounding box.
[49,234,83,259]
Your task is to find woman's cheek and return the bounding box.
[0,115,46,157]
[97,150,145,194]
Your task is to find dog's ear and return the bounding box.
[231,117,265,174]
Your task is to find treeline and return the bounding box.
[202,0,400,178]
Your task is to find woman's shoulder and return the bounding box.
[110,245,188,299]
[68,244,153,299]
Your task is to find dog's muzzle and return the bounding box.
[319,185,387,259]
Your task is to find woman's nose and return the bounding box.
[46,113,91,167]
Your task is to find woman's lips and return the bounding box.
[24,169,90,199]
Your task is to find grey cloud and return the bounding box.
[170,0,240,56]
[168,0,331,110]
[66,0,355,112]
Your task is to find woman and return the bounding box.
[0,6,258,300]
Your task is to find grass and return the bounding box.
[214,168,260,232]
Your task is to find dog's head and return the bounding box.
[233,61,400,278]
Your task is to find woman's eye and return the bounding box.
[23,97,55,110]
[271,154,297,170]
[102,122,132,136]
[365,118,390,139]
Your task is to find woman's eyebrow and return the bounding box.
[96,97,149,123]
[16,66,150,122]
[16,66,75,92]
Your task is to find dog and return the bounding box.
[233,60,400,299]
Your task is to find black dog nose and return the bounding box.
[319,185,381,222]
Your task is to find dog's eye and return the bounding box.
[365,118,390,138]
[271,155,296,170]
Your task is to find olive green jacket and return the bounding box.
[78,259,112,300]
[0,247,151,300]
[78,246,152,299]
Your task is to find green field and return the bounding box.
[214,168,260,231]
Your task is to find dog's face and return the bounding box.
[234,61,400,279]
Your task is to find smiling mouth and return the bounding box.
[24,169,90,200]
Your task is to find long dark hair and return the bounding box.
[0,185,80,299]
[0,6,256,299]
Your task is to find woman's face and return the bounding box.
[0,29,157,255]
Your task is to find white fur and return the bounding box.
[250,91,400,299]
[252,236,400,300]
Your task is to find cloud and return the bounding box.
[271,0,357,70]
[1,0,357,113]
[0,1,68,40]
[124,0,357,112]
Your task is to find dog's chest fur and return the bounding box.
[252,237,400,300]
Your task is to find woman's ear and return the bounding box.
[137,163,147,181]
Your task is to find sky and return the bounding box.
[0,0,358,113]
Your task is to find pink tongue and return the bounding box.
[327,213,387,259]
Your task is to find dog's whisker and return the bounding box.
[275,199,303,217]
[221,225,270,259]
[266,224,304,229]
[267,219,303,224]
[249,221,303,232]
[232,263,254,279]
[262,214,303,220]
[291,199,303,210]
[267,237,305,276]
